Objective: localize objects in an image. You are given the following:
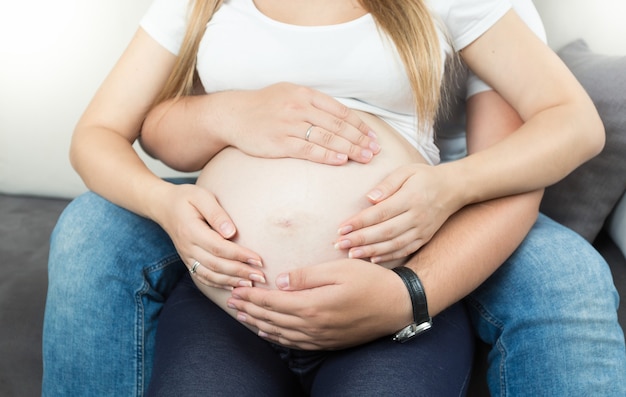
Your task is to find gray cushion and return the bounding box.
[540,40,626,242]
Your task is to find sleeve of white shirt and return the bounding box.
[139,0,190,56]
[441,0,512,52]
[466,0,548,98]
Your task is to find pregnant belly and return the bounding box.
[195,112,427,323]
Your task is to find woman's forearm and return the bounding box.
[70,126,171,220]
[439,102,603,208]
[70,28,186,222]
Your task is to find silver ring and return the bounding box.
[304,125,314,141]
[190,261,200,275]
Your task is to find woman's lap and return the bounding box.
[312,302,474,397]
[147,274,304,397]
[148,274,474,397]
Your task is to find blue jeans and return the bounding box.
[466,215,626,396]
[42,191,626,396]
[146,274,473,396]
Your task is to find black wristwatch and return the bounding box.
[391,266,432,343]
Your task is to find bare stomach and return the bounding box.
[195,111,427,328]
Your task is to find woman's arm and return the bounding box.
[334,9,602,261]
[446,10,603,205]
[71,28,176,216]
[71,28,265,288]
[140,83,381,171]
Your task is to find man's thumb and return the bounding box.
[276,265,332,291]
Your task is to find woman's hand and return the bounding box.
[335,164,462,263]
[140,82,381,171]
[151,183,266,289]
[226,259,411,350]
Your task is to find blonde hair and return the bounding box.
[154,0,444,132]
[153,0,223,106]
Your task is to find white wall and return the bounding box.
[0,0,185,198]
[1,0,625,198]
[533,0,626,55]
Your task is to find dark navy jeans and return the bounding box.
[146,274,474,396]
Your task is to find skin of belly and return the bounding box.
[194,111,427,328]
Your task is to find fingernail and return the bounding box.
[238,280,253,287]
[349,248,365,259]
[237,313,247,322]
[368,130,378,140]
[334,239,351,250]
[367,189,383,201]
[247,258,263,268]
[276,274,290,289]
[258,330,269,338]
[338,225,353,235]
[220,222,235,237]
[361,149,373,160]
[336,153,348,162]
[371,256,381,264]
[227,301,236,309]
[369,141,381,153]
[249,273,266,284]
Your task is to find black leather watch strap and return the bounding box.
[391,266,432,341]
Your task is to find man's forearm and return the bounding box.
[140,93,229,172]
[407,188,542,316]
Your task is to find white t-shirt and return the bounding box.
[434,0,546,162]
[141,0,527,164]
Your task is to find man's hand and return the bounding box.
[220,82,381,165]
[141,82,381,171]
[227,259,412,350]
